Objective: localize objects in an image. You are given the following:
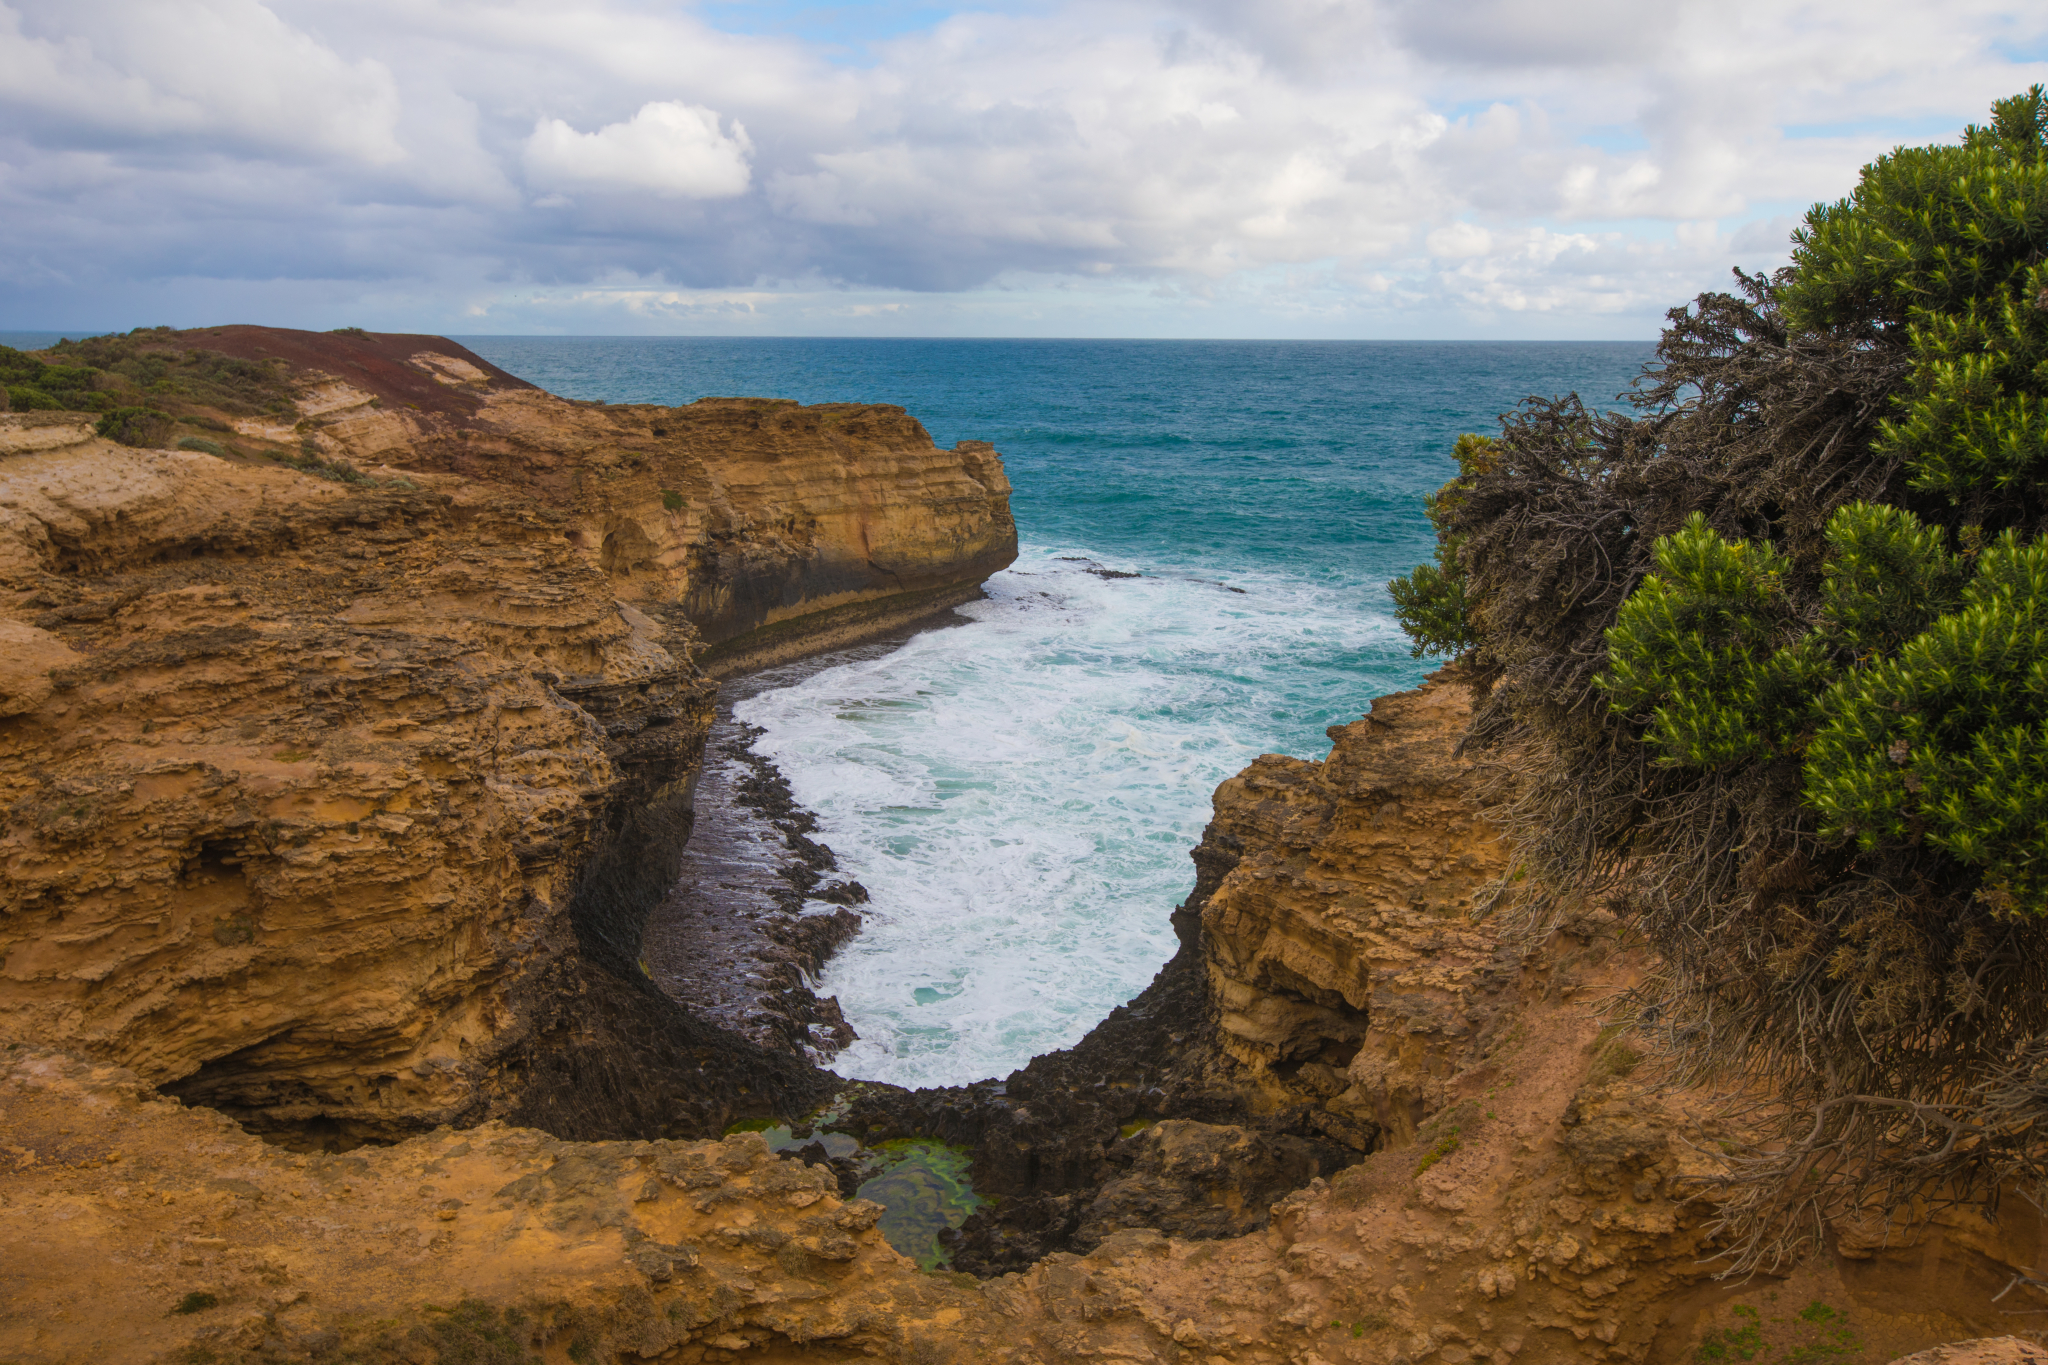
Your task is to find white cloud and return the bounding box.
[0,0,402,163]
[524,101,754,200]
[0,0,2045,335]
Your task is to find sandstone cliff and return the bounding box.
[0,327,1016,1145]
[186,326,1017,675]
[12,675,2042,1363]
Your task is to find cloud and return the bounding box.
[0,0,2045,335]
[524,101,754,200]
[0,0,402,163]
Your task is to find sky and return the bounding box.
[2,0,2045,339]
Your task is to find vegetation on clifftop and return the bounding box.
[1390,88,2048,1268]
[1,327,296,444]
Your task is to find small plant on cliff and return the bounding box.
[97,406,174,448]
[1387,433,1495,658]
[1390,87,2048,1271]
[1412,1126,1461,1177]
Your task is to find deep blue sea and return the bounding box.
[456,339,1654,1086]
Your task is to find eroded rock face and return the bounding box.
[8,663,2048,1362]
[0,1049,983,1364]
[184,328,1019,674]
[1196,676,1519,1150]
[0,330,1017,1143]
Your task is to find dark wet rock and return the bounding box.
[836,900,1357,1275]
[1074,1119,1336,1247]
[641,716,865,1058]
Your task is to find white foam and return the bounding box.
[736,544,1409,1088]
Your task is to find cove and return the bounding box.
[467,336,1657,1087]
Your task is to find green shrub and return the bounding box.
[1782,89,2048,506]
[1807,529,2048,904]
[1386,433,1495,658]
[6,386,61,411]
[97,407,174,447]
[175,436,226,456]
[1599,513,1827,767]
[1388,87,2048,1271]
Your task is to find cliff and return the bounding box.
[0,327,1016,1145]
[11,676,2039,1363]
[3,326,2032,1361]
[186,326,1017,675]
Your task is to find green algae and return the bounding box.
[855,1140,985,1271]
[721,1104,984,1270]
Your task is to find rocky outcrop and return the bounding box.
[1193,678,1519,1149]
[0,328,1016,1144]
[9,662,2048,1362]
[0,1048,985,1364]
[185,327,1018,674]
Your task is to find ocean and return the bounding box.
[463,338,1654,1089]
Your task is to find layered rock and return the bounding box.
[187,327,1018,674]
[1193,678,1519,1149]
[0,1048,983,1364]
[13,671,2045,1364]
[0,328,1016,1144]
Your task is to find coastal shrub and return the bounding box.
[1391,87,2048,1269]
[6,385,62,411]
[97,406,174,447]
[0,344,106,411]
[46,332,296,416]
[1387,433,1493,658]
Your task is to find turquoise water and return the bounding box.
[462,338,1654,1086]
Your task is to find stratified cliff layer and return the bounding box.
[11,677,2040,1363]
[186,326,1017,674]
[0,328,1016,1145]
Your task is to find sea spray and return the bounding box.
[737,545,1413,1088]
[462,336,1658,1088]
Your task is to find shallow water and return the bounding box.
[463,337,1656,1088]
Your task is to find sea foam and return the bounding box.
[737,544,1409,1088]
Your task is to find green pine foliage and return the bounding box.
[1807,530,2048,905]
[1782,87,2048,510]
[1599,514,1824,767]
[1385,89,2048,1264]
[1595,498,2048,910]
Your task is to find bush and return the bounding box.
[6,385,62,411]
[1391,87,2048,1269]
[1386,433,1494,658]
[97,407,174,448]
[0,344,105,411]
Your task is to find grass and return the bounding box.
[1694,1300,1864,1362]
[1413,1127,1461,1177]
[1329,1313,1391,1337]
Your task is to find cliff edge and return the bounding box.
[0,327,1016,1146]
